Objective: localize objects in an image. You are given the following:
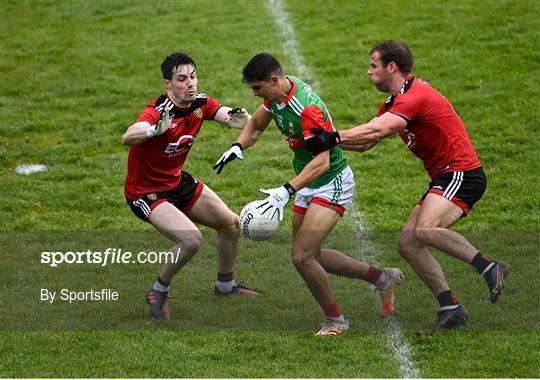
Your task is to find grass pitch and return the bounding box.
[1,0,539,377]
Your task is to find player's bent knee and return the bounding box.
[412,227,433,245]
[216,211,240,232]
[180,231,203,253]
[397,230,421,257]
[291,249,316,271]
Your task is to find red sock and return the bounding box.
[364,265,383,284]
[322,300,341,318]
[217,271,234,282]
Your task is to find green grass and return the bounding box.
[1,0,539,377]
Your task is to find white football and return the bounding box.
[239,200,280,241]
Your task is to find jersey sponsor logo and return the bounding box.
[164,135,197,155]
[275,114,284,130]
[288,122,294,134]
[287,136,299,148]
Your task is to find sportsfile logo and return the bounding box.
[40,248,181,267]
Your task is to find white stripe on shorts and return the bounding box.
[442,171,463,200]
[134,199,151,217]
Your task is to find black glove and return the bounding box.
[305,128,340,155]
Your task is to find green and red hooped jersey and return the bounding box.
[262,76,347,189]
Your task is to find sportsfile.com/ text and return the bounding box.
[40,248,180,267]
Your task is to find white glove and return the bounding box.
[224,108,251,129]
[257,183,296,221]
[213,143,244,174]
[147,107,172,138]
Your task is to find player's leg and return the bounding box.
[416,193,508,303]
[150,201,203,281]
[397,204,468,328]
[293,209,374,280]
[145,201,203,320]
[292,204,340,307]
[398,205,453,296]
[414,193,476,262]
[291,204,349,335]
[187,184,258,296]
[293,165,402,318]
[416,168,508,304]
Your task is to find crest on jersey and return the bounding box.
[194,108,202,119]
[147,193,157,201]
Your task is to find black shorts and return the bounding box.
[126,171,204,222]
[419,167,486,215]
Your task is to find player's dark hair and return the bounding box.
[242,53,284,83]
[161,52,197,80]
[371,40,413,74]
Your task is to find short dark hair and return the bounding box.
[161,52,197,80]
[371,40,413,74]
[242,53,284,83]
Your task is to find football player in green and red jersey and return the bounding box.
[214,53,403,336]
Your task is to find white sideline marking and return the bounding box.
[351,211,421,379]
[15,164,48,175]
[265,0,319,90]
[265,1,420,377]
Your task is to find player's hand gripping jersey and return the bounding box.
[125,93,221,199]
[262,76,347,188]
[377,75,481,179]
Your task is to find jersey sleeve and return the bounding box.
[204,95,222,120]
[300,105,327,139]
[388,91,424,122]
[262,99,272,112]
[136,98,160,125]
[376,101,387,117]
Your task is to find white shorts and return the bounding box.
[293,166,355,216]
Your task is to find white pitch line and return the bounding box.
[265,0,319,91]
[351,211,421,379]
[265,1,420,377]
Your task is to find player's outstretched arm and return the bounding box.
[340,112,406,149]
[122,108,172,145]
[214,107,252,129]
[213,105,272,174]
[306,112,406,154]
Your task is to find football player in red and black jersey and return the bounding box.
[306,41,509,329]
[122,52,258,320]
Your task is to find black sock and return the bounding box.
[156,276,170,288]
[436,290,460,308]
[471,252,493,274]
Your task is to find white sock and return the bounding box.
[153,281,170,292]
[335,315,347,323]
[216,280,236,293]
